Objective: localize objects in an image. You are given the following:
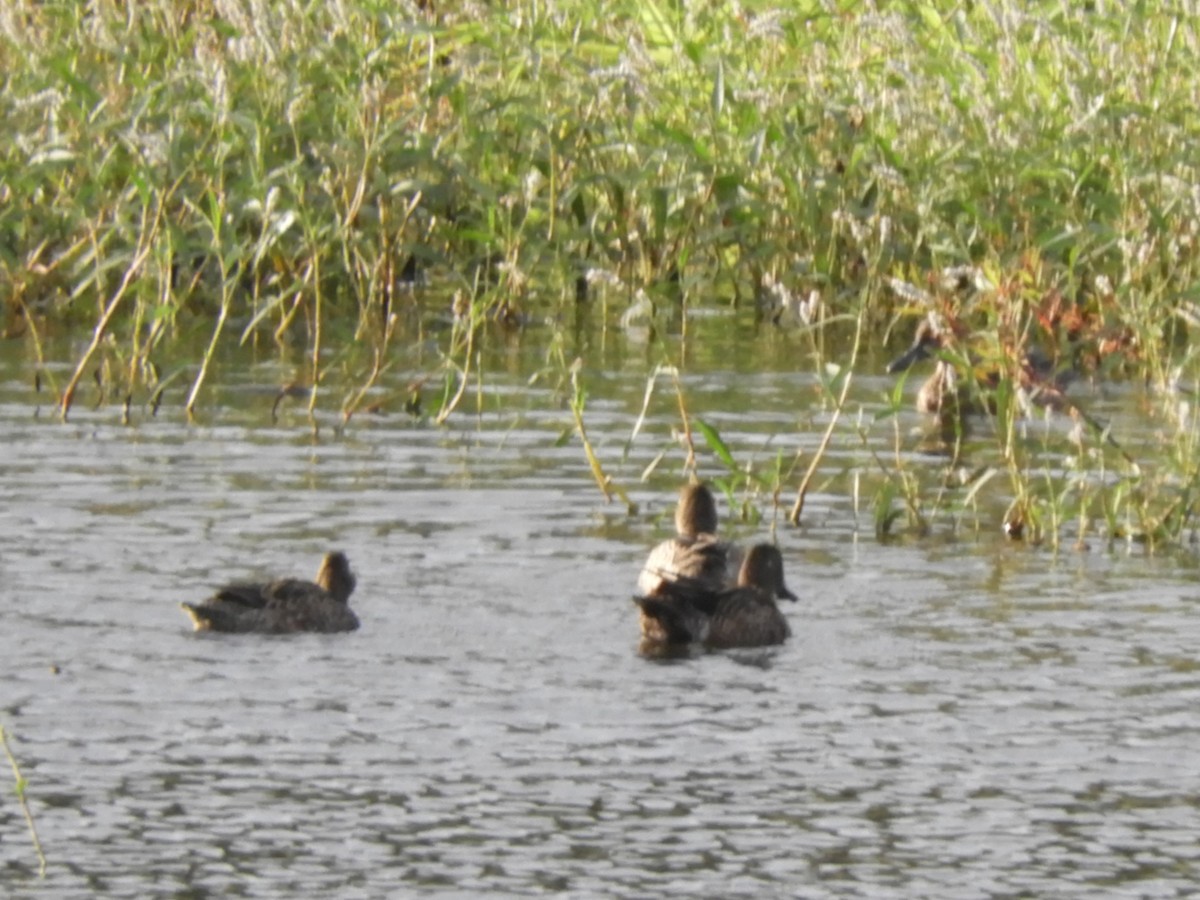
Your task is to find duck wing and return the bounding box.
[208,580,272,609]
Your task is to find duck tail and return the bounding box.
[633,595,697,644]
[180,602,234,632]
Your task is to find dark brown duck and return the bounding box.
[635,543,796,650]
[181,551,359,634]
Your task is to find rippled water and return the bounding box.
[2,323,1199,897]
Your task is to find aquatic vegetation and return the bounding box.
[1,725,46,878]
[5,3,1200,547]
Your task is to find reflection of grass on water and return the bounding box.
[1,725,46,878]
[4,4,1200,546]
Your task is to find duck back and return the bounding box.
[705,589,791,649]
[637,534,735,596]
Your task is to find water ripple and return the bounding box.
[2,359,1199,898]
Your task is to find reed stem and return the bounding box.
[1,726,46,878]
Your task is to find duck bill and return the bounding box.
[777,584,798,602]
[886,342,930,374]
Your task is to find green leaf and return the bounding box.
[652,188,668,243]
[712,173,740,207]
[639,0,678,49]
[712,58,725,119]
[695,418,736,469]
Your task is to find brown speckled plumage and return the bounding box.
[637,483,739,598]
[635,544,796,650]
[181,552,359,634]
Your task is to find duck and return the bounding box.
[886,315,979,416]
[887,314,1072,416]
[181,551,359,634]
[636,482,739,597]
[634,543,797,650]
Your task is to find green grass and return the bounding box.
[1,725,45,877]
[4,1,1200,545]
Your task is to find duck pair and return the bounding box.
[887,314,1072,417]
[634,483,796,651]
[181,551,359,634]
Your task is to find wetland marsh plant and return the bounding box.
[1,725,46,878]
[6,3,1200,546]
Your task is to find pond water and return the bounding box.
[2,313,1199,898]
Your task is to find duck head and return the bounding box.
[739,544,797,602]
[316,552,357,604]
[675,482,719,538]
[887,315,948,375]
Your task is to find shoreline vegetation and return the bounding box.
[4,2,1200,548]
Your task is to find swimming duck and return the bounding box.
[637,482,739,597]
[634,543,797,650]
[181,551,359,634]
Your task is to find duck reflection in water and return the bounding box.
[634,544,796,653]
[181,551,359,634]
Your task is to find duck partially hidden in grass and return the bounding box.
[181,552,359,634]
[634,543,796,650]
[637,482,739,597]
[887,314,1073,417]
[887,316,974,415]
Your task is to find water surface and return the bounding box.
[2,320,1198,897]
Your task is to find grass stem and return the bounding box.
[1,726,46,878]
